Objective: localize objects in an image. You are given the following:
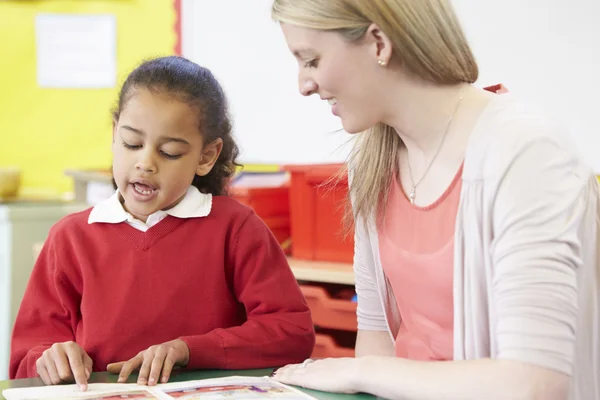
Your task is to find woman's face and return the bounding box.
[281,23,391,134]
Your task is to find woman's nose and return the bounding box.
[299,78,317,97]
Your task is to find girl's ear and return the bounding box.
[196,138,223,176]
[112,119,117,143]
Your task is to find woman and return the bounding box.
[270,1,600,399]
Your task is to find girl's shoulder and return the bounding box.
[210,195,254,218]
[207,195,273,236]
[49,207,94,238]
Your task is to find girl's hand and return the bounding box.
[36,341,93,390]
[272,358,361,394]
[107,339,190,385]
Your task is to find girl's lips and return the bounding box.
[130,183,158,202]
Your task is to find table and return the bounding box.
[0,368,375,400]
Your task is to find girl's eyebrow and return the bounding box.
[161,136,191,145]
[122,125,144,135]
[121,125,190,145]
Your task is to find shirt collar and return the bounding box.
[88,186,212,226]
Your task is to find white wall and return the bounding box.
[453,0,600,170]
[182,0,352,165]
[182,0,600,170]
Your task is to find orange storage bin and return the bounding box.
[300,285,357,331]
[312,333,355,359]
[284,164,354,263]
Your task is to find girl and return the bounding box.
[10,56,315,390]
[270,1,600,399]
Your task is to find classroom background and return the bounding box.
[0,0,598,381]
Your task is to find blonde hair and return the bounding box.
[272,0,478,226]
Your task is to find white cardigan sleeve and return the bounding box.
[490,123,587,375]
[347,167,389,332]
[353,216,389,331]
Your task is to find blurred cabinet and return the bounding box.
[0,201,86,380]
[288,258,358,359]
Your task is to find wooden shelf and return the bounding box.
[288,258,354,285]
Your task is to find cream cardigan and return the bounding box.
[353,95,599,400]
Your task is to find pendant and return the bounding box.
[409,187,416,205]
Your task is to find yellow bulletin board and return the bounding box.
[0,0,178,196]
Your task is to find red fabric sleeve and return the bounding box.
[9,229,81,378]
[181,211,315,369]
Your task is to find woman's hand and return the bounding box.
[36,341,93,390]
[272,358,361,394]
[277,356,570,400]
[107,339,189,385]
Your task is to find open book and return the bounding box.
[2,376,317,400]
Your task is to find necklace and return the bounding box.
[406,90,466,205]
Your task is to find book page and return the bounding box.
[160,376,315,399]
[2,383,170,400]
[2,376,315,400]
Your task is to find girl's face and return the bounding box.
[112,88,220,222]
[280,23,390,134]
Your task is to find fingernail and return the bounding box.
[148,378,155,385]
[161,376,168,383]
[118,377,124,383]
[79,384,87,391]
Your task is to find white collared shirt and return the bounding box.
[88,186,212,232]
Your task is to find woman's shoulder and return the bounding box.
[464,94,591,180]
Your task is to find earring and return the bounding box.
[378,59,387,67]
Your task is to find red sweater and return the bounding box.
[10,197,315,379]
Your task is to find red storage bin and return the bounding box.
[312,334,355,359]
[284,164,354,263]
[300,285,357,332]
[231,186,289,217]
[260,216,291,251]
[230,184,291,253]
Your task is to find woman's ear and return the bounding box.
[365,23,394,66]
[196,138,224,176]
